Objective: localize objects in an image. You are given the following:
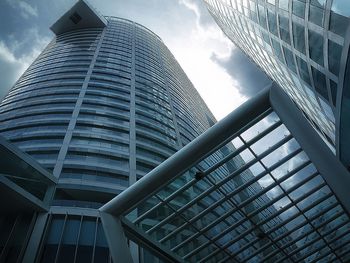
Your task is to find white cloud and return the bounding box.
[6,0,38,19]
[0,30,50,99]
[174,0,245,120]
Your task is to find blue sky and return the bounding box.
[0,0,271,119]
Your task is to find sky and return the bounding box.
[0,0,271,120]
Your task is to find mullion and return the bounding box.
[241,189,333,262]
[307,220,350,263]
[176,152,314,257]
[132,104,273,225]
[166,149,307,250]
[257,206,337,262]
[244,160,312,218]
[226,174,326,259]
[132,177,198,224]
[278,211,345,263]
[260,201,339,261]
[146,135,293,235]
[73,216,83,263]
[205,120,282,176]
[202,182,328,263]
[172,149,304,255]
[151,194,235,262]
[331,239,350,262]
[241,132,336,262]
[264,203,339,260]
[199,162,264,258]
[194,157,310,262]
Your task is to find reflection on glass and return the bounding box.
[311,67,328,101]
[328,40,342,76]
[330,0,350,36]
[308,30,324,66]
[292,0,306,18]
[293,22,306,54]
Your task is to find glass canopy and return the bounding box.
[100,85,350,263]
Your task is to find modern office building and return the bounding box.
[0,1,221,262]
[1,1,350,263]
[203,0,350,167]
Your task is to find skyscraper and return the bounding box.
[203,0,350,167]
[2,1,350,262]
[0,1,218,261]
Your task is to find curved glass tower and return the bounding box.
[204,0,350,167]
[0,1,216,261]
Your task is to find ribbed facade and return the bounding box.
[0,17,215,202]
[0,16,216,262]
[204,0,350,162]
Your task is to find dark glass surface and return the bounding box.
[328,40,342,76]
[296,56,311,85]
[293,22,306,54]
[330,0,350,36]
[312,67,328,101]
[309,30,324,66]
[279,15,291,44]
[283,47,297,73]
[309,5,324,26]
[292,0,306,18]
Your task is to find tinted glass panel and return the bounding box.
[293,23,306,54]
[328,40,343,76]
[309,30,324,66]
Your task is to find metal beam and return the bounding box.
[99,212,134,263]
[121,218,185,263]
[99,86,271,216]
[270,83,350,214]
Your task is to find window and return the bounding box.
[279,0,289,10]
[292,0,306,18]
[308,30,324,66]
[296,56,311,85]
[293,22,306,54]
[330,0,350,36]
[267,9,278,36]
[309,0,326,26]
[312,67,328,101]
[328,40,343,76]
[279,15,290,44]
[283,47,297,73]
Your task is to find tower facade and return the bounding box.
[204,0,350,167]
[0,1,217,261]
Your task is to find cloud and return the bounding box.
[0,29,50,100]
[0,42,25,99]
[211,48,272,98]
[6,0,38,19]
[170,0,246,120]
[178,0,214,28]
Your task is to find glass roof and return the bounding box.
[122,107,350,262]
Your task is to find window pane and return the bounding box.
[312,67,328,101]
[293,22,306,54]
[330,0,350,36]
[309,30,324,66]
[279,15,291,44]
[296,56,311,85]
[328,40,343,76]
[279,0,289,10]
[268,9,278,36]
[283,47,297,73]
[292,0,306,18]
[309,5,324,26]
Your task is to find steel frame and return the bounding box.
[99,84,350,263]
